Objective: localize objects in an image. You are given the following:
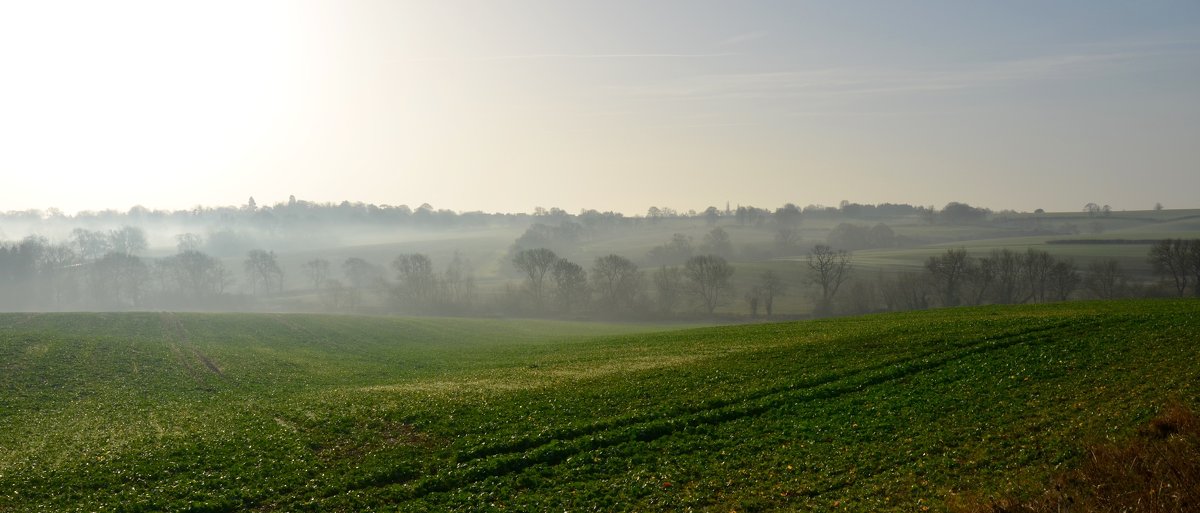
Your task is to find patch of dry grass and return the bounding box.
[954,402,1200,513]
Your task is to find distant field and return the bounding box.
[2,300,1197,511]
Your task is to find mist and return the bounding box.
[2,197,1194,319]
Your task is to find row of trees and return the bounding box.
[298,253,477,314]
[815,241,1198,317]
[510,248,751,317]
[0,234,252,310]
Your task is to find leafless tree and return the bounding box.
[808,244,852,314]
[90,252,148,308]
[879,271,931,311]
[1048,259,1081,301]
[302,258,331,290]
[108,226,147,255]
[1020,249,1055,303]
[744,286,762,317]
[1188,239,1200,297]
[244,249,283,295]
[512,248,558,311]
[443,252,477,310]
[984,249,1023,304]
[342,257,386,311]
[1148,239,1190,297]
[652,265,685,314]
[392,253,439,311]
[552,258,590,314]
[591,254,643,312]
[759,270,786,317]
[1084,259,1127,299]
[684,254,735,314]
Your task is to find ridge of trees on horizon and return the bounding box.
[2,196,1162,230]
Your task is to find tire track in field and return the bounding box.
[159,312,223,384]
[328,317,1104,504]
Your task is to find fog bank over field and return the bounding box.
[1,197,1196,318]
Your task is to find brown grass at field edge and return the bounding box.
[953,402,1200,513]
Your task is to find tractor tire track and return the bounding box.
[328,317,1102,504]
[159,312,223,385]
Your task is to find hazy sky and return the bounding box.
[1,1,1198,215]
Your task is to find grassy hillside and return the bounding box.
[1,301,1198,511]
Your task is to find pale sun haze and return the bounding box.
[1,1,1198,214]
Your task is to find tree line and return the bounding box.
[1,216,1194,317]
[815,239,1200,317]
[0,227,242,310]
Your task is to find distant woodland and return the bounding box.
[0,197,1196,318]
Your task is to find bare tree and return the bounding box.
[108,226,148,255]
[552,258,590,314]
[176,233,204,253]
[879,271,931,311]
[167,250,231,301]
[443,251,477,310]
[319,278,348,311]
[591,254,643,313]
[70,228,111,261]
[1020,249,1055,303]
[342,258,386,311]
[808,244,852,314]
[925,248,971,307]
[743,286,762,317]
[985,249,1023,304]
[963,255,995,306]
[512,248,558,311]
[1084,259,1127,299]
[244,249,283,295]
[1189,239,1200,298]
[759,270,786,317]
[392,253,439,311]
[652,265,685,314]
[40,243,79,309]
[302,258,331,290]
[89,252,148,308]
[684,254,735,314]
[1048,259,1081,301]
[1148,239,1190,297]
[774,228,802,254]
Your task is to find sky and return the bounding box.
[1,0,1198,216]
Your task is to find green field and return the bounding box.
[2,300,1198,511]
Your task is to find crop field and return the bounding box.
[1,300,1198,511]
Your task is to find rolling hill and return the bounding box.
[1,300,1198,511]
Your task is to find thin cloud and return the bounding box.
[718,31,768,47]
[391,52,736,63]
[488,52,737,60]
[611,49,1175,102]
